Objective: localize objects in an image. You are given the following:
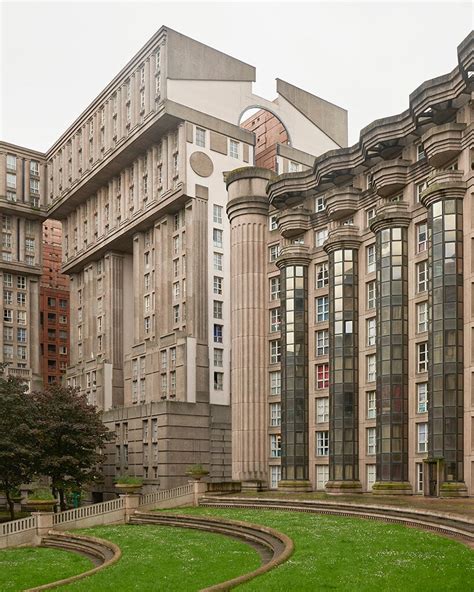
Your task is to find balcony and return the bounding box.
[421,123,466,168]
[324,186,360,221]
[277,207,311,238]
[371,159,410,197]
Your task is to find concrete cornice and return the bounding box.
[369,202,411,234]
[323,226,361,254]
[267,32,473,208]
[420,169,466,209]
[276,244,311,268]
[0,142,46,159]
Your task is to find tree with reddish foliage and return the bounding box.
[0,364,38,520]
[31,384,112,511]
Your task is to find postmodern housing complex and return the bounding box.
[0,27,346,494]
[226,32,474,496]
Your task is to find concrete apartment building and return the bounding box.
[0,143,47,391]
[0,27,345,494]
[226,32,474,496]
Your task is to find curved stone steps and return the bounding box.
[24,530,121,591]
[130,511,294,591]
[199,496,474,547]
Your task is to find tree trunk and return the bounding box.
[5,489,14,521]
[59,488,66,512]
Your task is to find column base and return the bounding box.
[278,480,313,493]
[372,481,412,495]
[325,480,362,494]
[241,481,266,492]
[439,481,468,498]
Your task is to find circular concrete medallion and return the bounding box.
[190,151,214,178]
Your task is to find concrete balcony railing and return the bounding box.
[277,208,311,238]
[371,159,411,197]
[324,186,361,221]
[421,123,466,168]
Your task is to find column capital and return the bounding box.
[369,201,410,234]
[323,226,361,254]
[225,167,274,223]
[276,245,311,269]
[420,169,466,209]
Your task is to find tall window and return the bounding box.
[214,372,224,391]
[316,397,329,423]
[416,463,424,493]
[417,302,428,333]
[213,204,223,224]
[213,324,223,344]
[417,342,428,373]
[315,262,329,288]
[367,427,376,455]
[270,276,281,301]
[270,340,281,364]
[415,262,428,295]
[196,127,206,147]
[213,276,223,295]
[229,139,239,158]
[366,208,376,226]
[315,196,325,212]
[270,308,281,333]
[417,383,428,413]
[316,296,329,322]
[367,391,376,419]
[214,252,223,271]
[270,402,281,426]
[6,154,16,171]
[366,244,376,273]
[269,244,280,262]
[213,228,223,248]
[367,354,376,382]
[367,281,376,310]
[366,318,376,347]
[213,348,223,367]
[270,371,281,395]
[316,465,329,490]
[270,465,281,489]
[416,222,428,253]
[270,434,281,458]
[316,431,329,456]
[315,228,328,247]
[316,364,329,389]
[417,423,428,453]
[213,300,223,319]
[316,329,329,356]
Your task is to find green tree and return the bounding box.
[32,384,112,511]
[0,364,38,520]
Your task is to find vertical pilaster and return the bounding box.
[324,227,362,493]
[104,252,124,408]
[370,203,412,494]
[421,170,467,497]
[226,168,273,489]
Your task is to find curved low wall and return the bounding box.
[199,496,474,548]
[130,511,294,591]
[24,530,122,591]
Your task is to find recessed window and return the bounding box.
[196,127,206,148]
[270,276,281,301]
[417,302,428,333]
[417,383,428,413]
[366,244,376,273]
[417,342,428,373]
[316,329,329,356]
[213,228,223,248]
[366,318,376,347]
[315,228,328,247]
[367,281,376,310]
[270,371,281,395]
[213,300,223,319]
[315,197,325,212]
[416,261,428,293]
[316,397,329,423]
[316,431,329,456]
[416,222,428,253]
[270,340,281,364]
[270,434,281,458]
[316,364,329,389]
[213,276,223,295]
[315,262,328,289]
[270,402,281,426]
[213,204,223,225]
[417,423,428,453]
[367,427,376,455]
[269,244,281,262]
[367,354,376,382]
[316,296,329,322]
[367,391,376,419]
[270,307,281,333]
[229,139,239,159]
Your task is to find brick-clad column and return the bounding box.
[226,168,273,489]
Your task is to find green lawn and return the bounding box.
[59,524,261,591]
[175,507,474,591]
[0,546,92,592]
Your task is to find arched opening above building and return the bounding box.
[239,106,290,173]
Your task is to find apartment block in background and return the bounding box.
[39,219,70,385]
[0,142,47,391]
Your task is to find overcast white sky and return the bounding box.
[0,1,472,152]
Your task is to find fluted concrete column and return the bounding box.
[370,203,412,495]
[421,170,467,497]
[226,167,274,489]
[104,252,124,408]
[276,245,312,492]
[324,227,362,493]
